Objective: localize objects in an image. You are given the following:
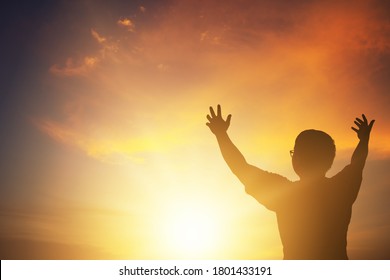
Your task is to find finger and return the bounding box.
[217,104,221,117]
[226,114,232,126]
[368,119,375,129]
[351,127,359,133]
[354,120,362,127]
[362,114,368,124]
[209,106,216,117]
[207,115,212,122]
[206,122,210,127]
[355,117,364,124]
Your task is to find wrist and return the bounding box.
[215,130,228,138]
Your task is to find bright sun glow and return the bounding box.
[160,200,222,258]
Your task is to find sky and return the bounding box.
[0,0,389,259]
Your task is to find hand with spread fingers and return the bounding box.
[351,114,375,142]
[206,104,232,135]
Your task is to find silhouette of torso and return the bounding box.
[246,165,362,259]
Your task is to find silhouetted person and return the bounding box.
[206,105,375,259]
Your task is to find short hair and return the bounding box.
[294,129,336,174]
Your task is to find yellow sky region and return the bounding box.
[8,144,282,259]
[20,0,390,259]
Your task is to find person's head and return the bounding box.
[292,129,336,180]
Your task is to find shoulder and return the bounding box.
[331,164,363,181]
[244,169,293,211]
[243,166,292,194]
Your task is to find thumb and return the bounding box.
[368,119,375,130]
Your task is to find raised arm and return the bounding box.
[206,105,289,209]
[350,114,375,170]
[206,105,246,175]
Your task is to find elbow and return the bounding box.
[231,167,241,177]
[244,185,255,197]
[227,162,245,178]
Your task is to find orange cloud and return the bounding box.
[117,17,135,32]
[91,29,106,44]
[49,28,120,77]
[157,63,170,72]
[49,56,99,77]
[31,97,198,164]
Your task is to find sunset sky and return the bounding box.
[1,0,389,259]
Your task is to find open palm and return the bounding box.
[352,114,375,141]
[206,105,232,135]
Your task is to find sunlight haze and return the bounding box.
[1,0,389,259]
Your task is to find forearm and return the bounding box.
[215,131,247,174]
[351,138,369,170]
